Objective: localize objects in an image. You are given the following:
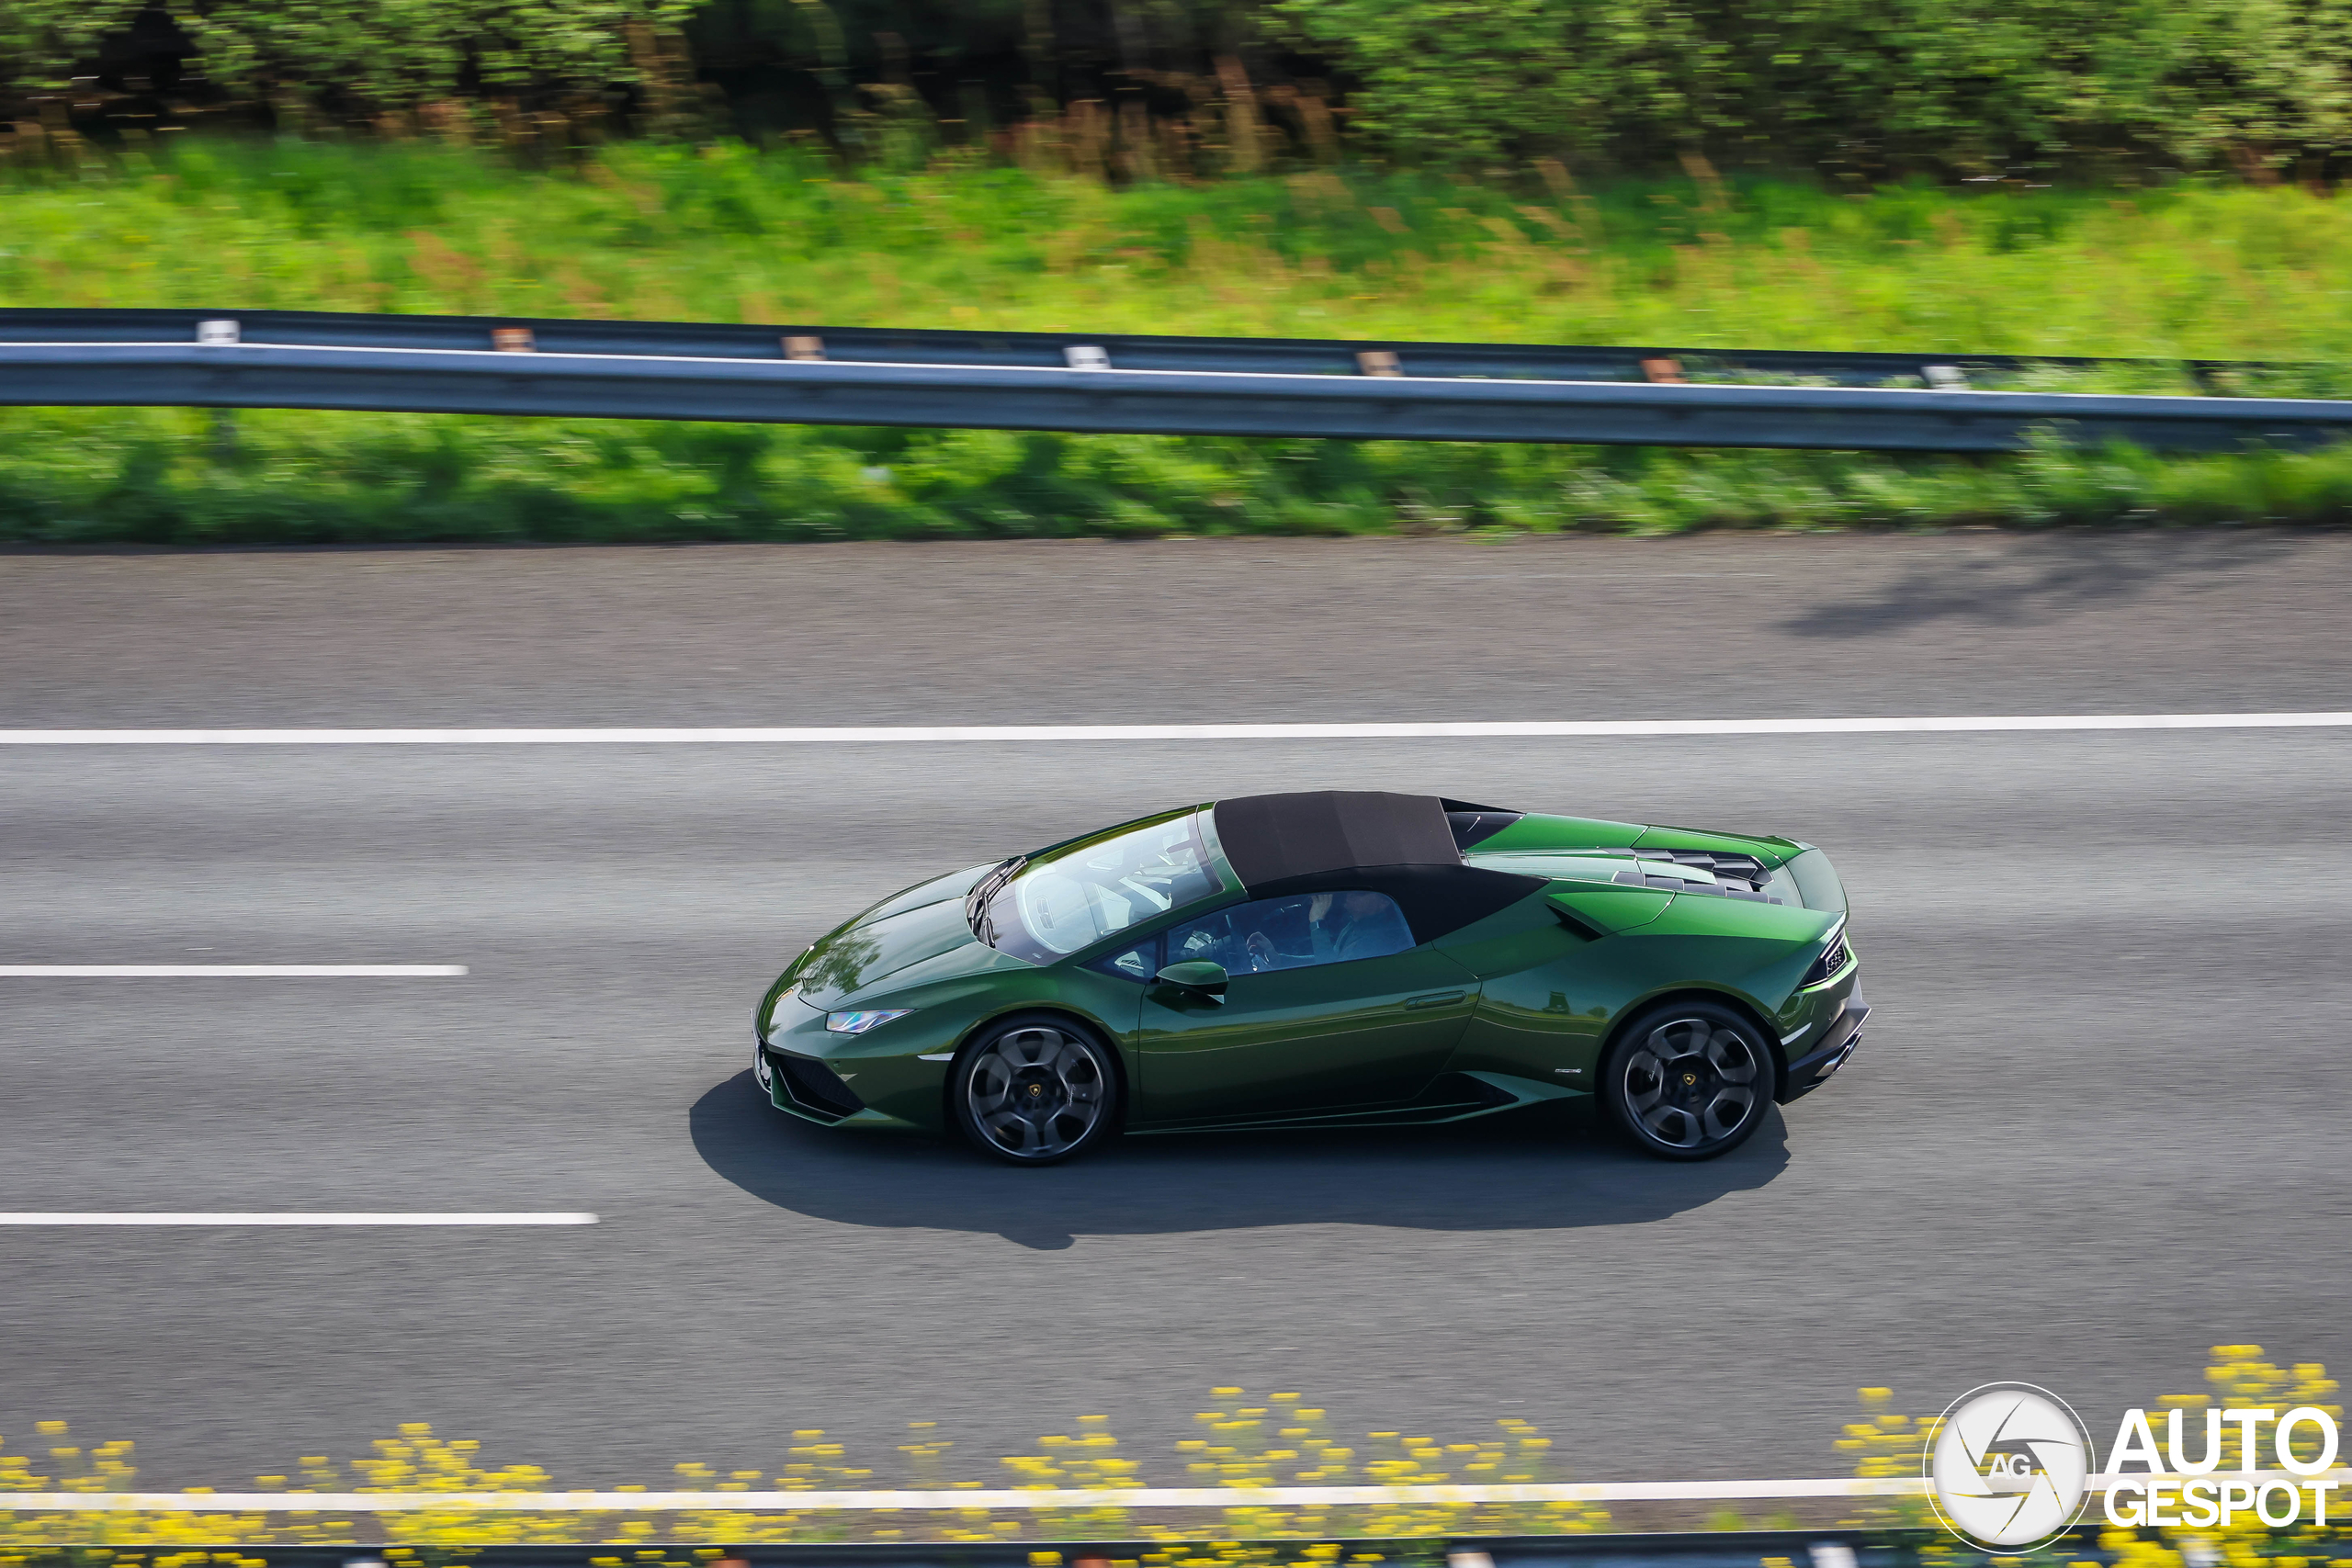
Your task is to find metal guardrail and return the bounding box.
[0,307,2290,386]
[3,310,2348,452]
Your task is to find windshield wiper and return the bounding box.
[965,855,1025,944]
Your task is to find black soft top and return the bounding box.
[1212,790,1462,886]
[1209,791,1541,943]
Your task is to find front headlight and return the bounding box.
[826,1008,912,1035]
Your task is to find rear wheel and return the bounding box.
[950,1014,1120,1166]
[1600,1000,1775,1161]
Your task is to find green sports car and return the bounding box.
[754,790,1862,1166]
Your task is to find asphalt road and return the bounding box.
[3,533,2348,1496]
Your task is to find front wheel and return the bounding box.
[949,1014,1121,1166]
[1600,1000,1776,1161]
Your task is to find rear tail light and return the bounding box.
[1802,922,1852,987]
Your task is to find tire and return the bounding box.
[948,1013,1122,1167]
[1600,999,1777,1161]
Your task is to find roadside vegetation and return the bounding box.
[11,142,2352,359]
[11,0,2352,185]
[0,1348,2337,1550]
[6,143,2352,542]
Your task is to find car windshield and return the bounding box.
[980,809,1227,964]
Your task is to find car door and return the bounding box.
[1130,890,1479,1124]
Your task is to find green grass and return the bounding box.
[6,140,2352,544]
[13,410,2352,546]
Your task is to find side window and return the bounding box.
[1083,936,1159,983]
[1164,890,1415,976]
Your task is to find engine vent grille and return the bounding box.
[1634,847,1769,882]
[1606,847,1786,900]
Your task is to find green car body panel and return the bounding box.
[754,795,1861,1144]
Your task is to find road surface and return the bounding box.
[2,532,2345,1494]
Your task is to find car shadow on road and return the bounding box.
[689,1071,1789,1250]
[1778,528,2308,638]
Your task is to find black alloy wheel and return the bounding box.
[949,1013,1121,1166]
[1600,999,1777,1161]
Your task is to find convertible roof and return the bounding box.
[1210,791,1547,943]
[1212,791,1464,888]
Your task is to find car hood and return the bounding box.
[788,866,1006,1008]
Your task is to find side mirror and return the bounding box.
[1154,960,1228,1001]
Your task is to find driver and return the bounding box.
[1235,889,1416,972]
[1307,890,1413,962]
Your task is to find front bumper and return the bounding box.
[1779,989,1867,1102]
[759,1040,867,1122]
[754,990,938,1133]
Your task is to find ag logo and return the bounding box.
[1927,1383,2096,1551]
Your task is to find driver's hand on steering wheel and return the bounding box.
[1244,931,1276,971]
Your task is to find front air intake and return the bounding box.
[771,1051,865,1119]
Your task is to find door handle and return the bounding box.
[1404,989,1465,1010]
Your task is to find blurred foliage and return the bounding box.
[10,409,2352,546]
[0,1390,1607,1547]
[10,143,2352,363]
[1,0,698,124]
[1277,0,2352,176]
[2,1355,2347,1552]
[7,143,2352,543]
[6,0,2352,175]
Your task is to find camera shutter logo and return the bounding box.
[1926,1383,2097,1551]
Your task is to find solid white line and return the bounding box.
[0,964,466,977]
[4,1470,2335,1510]
[2,714,2351,744]
[0,1213,596,1225]
[0,1482,1924,1511]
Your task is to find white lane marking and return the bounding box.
[0,964,466,976]
[0,1213,594,1225]
[3,713,2351,743]
[0,1481,1924,1510]
[1436,570,1789,580]
[5,1469,2334,1510]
